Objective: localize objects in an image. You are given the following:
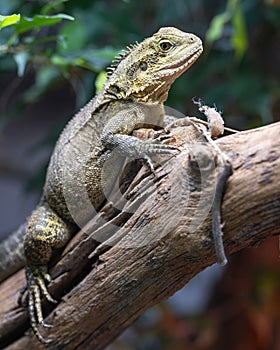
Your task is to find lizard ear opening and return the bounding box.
[139,62,148,71]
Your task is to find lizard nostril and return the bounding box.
[189,35,195,42]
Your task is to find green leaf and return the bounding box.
[0,14,20,30]
[13,51,30,76]
[206,12,230,43]
[95,71,107,93]
[231,7,248,60]
[15,14,74,34]
[51,48,117,72]
[79,48,119,71]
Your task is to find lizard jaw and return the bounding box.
[160,45,203,77]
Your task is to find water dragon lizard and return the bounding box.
[0,27,229,342]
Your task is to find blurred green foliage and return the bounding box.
[0,0,279,130]
[0,2,279,348]
[206,0,248,60]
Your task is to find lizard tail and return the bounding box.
[0,223,26,283]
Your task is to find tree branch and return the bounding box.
[0,121,279,349]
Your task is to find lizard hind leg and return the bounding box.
[22,202,73,342]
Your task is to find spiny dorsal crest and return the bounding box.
[106,41,139,76]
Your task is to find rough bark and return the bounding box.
[0,121,279,350]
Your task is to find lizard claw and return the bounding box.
[18,285,28,307]
[143,155,155,173]
[40,320,54,329]
[142,142,179,173]
[144,141,180,155]
[23,265,56,343]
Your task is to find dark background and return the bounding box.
[0,0,279,349]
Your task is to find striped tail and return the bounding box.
[0,223,26,283]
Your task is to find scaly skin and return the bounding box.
[0,224,26,281]
[0,27,203,342]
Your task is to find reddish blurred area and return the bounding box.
[204,236,279,350]
[111,236,279,350]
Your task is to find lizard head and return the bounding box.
[105,27,203,103]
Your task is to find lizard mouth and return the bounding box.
[158,44,203,76]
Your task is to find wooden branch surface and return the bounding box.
[0,121,279,349]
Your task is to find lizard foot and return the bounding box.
[20,265,57,343]
[142,141,180,172]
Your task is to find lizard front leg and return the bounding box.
[100,106,179,170]
[21,202,73,343]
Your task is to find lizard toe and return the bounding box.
[17,285,28,307]
[25,265,55,342]
[40,320,54,329]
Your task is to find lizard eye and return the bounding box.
[159,40,173,52]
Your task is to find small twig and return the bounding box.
[189,117,239,134]
[190,120,233,265]
[211,159,233,265]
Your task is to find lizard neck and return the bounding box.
[103,79,170,105]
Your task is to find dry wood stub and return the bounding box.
[0,121,279,349]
